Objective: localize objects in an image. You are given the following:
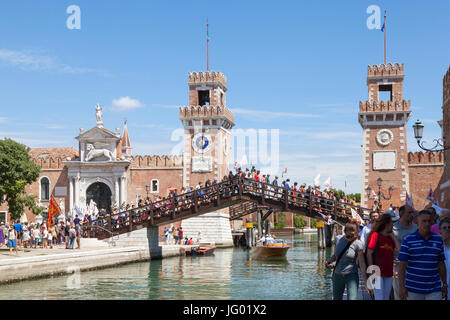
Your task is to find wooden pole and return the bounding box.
[207,20,209,72]
[384,11,387,64]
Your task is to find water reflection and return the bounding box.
[0,233,333,300]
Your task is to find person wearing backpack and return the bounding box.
[325,219,365,300]
[364,212,400,300]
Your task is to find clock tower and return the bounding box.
[358,63,411,210]
[180,71,234,187]
[179,71,235,247]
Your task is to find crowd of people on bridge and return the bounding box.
[79,165,362,234]
[326,204,450,300]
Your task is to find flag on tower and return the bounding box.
[282,167,287,177]
[426,187,434,202]
[47,195,61,228]
[323,176,332,189]
[314,174,321,187]
[234,161,238,170]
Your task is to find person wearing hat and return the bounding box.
[392,205,418,299]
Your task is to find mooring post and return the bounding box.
[317,220,325,249]
[257,209,263,239]
[246,219,253,248]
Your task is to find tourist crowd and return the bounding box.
[326,204,450,300]
[0,217,85,255]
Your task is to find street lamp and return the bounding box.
[413,119,449,152]
[365,178,394,212]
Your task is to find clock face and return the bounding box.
[192,133,212,153]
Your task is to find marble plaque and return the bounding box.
[192,156,212,173]
[373,151,396,170]
[54,187,67,197]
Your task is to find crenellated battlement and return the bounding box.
[359,100,411,113]
[33,157,66,169]
[444,66,450,103]
[131,155,183,168]
[188,71,227,87]
[368,63,404,77]
[179,105,234,124]
[408,151,444,165]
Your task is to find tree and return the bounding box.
[274,212,286,229]
[0,138,44,220]
[294,215,307,229]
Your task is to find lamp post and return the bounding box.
[412,119,450,152]
[365,177,393,212]
[145,184,150,200]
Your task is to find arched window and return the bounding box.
[41,177,50,201]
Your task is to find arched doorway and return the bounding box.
[86,182,112,213]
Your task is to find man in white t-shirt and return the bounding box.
[359,211,379,247]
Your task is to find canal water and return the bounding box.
[0,233,334,300]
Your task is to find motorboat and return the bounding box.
[250,237,289,258]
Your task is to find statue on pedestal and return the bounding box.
[95,104,103,127]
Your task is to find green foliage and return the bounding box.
[294,215,307,229]
[0,138,44,220]
[274,212,286,229]
[311,218,317,228]
[329,188,361,203]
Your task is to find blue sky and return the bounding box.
[0,0,449,194]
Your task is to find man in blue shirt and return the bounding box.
[398,210,447,300]
[14,220,23,249]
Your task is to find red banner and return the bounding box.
[47,195,61,228]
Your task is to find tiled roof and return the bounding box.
[29,147,79,160]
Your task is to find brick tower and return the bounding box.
[358,63,412,210]
[179,71,234,188]
[179,71,235,247]
[441,67,450,207]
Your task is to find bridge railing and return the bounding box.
[82,177,370,239]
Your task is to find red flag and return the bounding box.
[426,188,434,202]
[47,195,61,228]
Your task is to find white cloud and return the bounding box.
[0,49,107,75]
[110,96,145,111]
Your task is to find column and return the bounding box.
[69,177,74,213]
[73,177,78,210]
[120,176,126,206]
[114,178,120,206]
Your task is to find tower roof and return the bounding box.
[122,122,131,148]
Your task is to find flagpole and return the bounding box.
[384,11,387,64]
[207,19,209,72]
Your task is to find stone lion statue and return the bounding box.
[85,143,115,162]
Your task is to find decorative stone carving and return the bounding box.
[376,129,394,146]
[95,104,103,127]
[85,143,115,162]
